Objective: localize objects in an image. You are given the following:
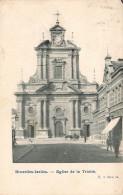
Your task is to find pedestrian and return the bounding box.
[84,134,87,143]
[106,135,112,151]
[113,135,120,158]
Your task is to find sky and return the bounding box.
[0,0,123,108]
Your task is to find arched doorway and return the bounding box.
[55,121,63,137]
[84,124,90,137]
[28,125,34,138]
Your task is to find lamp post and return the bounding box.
[15,113,19,122]
[12,114,18,146]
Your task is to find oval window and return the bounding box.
[56,108,63,116]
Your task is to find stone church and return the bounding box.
[15,18,98,139]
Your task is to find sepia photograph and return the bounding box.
[10,4,123,164]
[0,0,123,194]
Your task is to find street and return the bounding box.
[13,143,123,163]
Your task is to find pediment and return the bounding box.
[50,25,66,31]
[35,82,82,94]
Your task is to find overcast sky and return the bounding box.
[0,0,123,108]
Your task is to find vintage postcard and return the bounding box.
[0,0,123,194]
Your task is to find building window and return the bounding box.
[54,66,62,79]
[56,107,63,116]
[28,107,33,114]
[84,106,88,114]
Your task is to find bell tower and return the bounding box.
[103,50,114,83]
[50,11,66,47]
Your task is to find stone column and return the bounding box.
[43,100,47,129]
[37,52,42,79]
[71,55,74,79]
[71,100,74,129]
[53,118,56,138]
[17,100,24,131]
[16,97,24,139]
[43,51,47,79]
[78,101,81,128]
[75,100,79,128]
[73,55,77,80]
[76,54,79,79]
[41,55,43,79]
[37,100,42,130]
[68,51,73,80]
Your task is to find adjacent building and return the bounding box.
[92,54,123,141]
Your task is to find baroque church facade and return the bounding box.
[15,19,99,139]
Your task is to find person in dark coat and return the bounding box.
[113,135,120,158]
[84,132,87,143]
[106,135,112,151]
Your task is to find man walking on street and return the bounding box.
[113,135,120,158]
[106,135,112,151]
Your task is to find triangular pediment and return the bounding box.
[50,24,66,31]
[35,82,82,94]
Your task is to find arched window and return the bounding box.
[84,106,88,114]
[28,107,33,114]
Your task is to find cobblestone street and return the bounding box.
[13,142,123,163]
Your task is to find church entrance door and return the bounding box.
[87,125,90,137]
[84,124,90,137]
[28,125,34,138]
[55,121,63,137]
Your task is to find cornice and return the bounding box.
[111,66,123,78]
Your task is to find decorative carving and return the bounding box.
[52,58,66,64]
[29,78,36,83]
[73,51,79,56]
[27,105,36,116]
[79,73,89,84]
[54,106,64,117]
[68,51,73,57]
[52,32,64,46]
[55,83,63,90]
[37,50,48,57]
[68,51,79,57]
[28,71,38,84]
[42,50,47,57]
[37,51,43,57]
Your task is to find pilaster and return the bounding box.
[37,51,42,79]
[43,100,47,129]
[37,100,42,130]
[73,55,77,80]
[16,96,24,138]
[70,100,74,129]
[43,51,47,79]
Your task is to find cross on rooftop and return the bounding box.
[54,10,61,24]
